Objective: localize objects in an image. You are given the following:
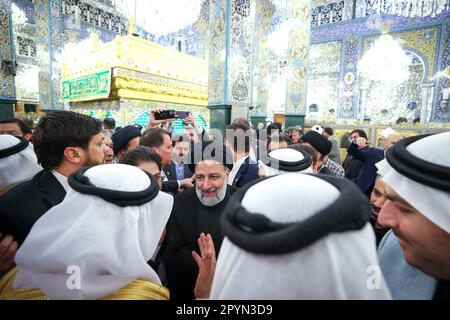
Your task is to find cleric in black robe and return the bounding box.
[161,141,238,300]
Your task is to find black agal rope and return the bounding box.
[0,137,29,159]
[262,149,313,172]
[68,166,160,207]
[386,133,450,192]
[222,174,370,254]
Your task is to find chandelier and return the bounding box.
[112,0,203,36]
[267,19,294,58]
[358,34,411,84]
[11,3,27,27]
[368,0,450,18]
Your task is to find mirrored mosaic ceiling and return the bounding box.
[1,0,449,124]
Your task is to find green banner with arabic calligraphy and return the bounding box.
[61,69,111,102]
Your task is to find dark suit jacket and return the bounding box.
[163,162,193,181]
[347,143,384,194]
[161,162,194,195]
[0,170,66,245]
[161,181,179,195]
[232,157,259,188]
[343,153,363,183]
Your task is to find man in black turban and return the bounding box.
[162,141,237,300]
[111,125,141,161]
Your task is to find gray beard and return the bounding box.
[196,183,228,207]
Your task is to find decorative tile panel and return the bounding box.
[286,0,311,114]
[432,23,450,122]
[338,36,360,119]
[208,0,228,105]
[0,0,15,99]
[35,0,51,108]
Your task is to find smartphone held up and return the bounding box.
[153,110,190,121]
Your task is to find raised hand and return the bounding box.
[192,233,216,299]
[355,137,370,148]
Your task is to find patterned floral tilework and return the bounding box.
[337,36,359,119]
[432,23,450,122]
[0,0,15,99]
[208,0,227,105]
[286,0,311,114]
[35,0,51,108]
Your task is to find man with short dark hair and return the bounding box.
[347,131,402,197]
[267,135,290,152]
[103,117,116,134]
[0,111,107,247]
[323,127,340,164]
[225,122,259,187]
[140,128,193,194]
[342,129,367,183]
[163,135,193,183]
[119,146,164,190]
[0,119,33,141]
[267,122,282,139]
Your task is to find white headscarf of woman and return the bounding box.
[210,173,391,299]
[14,164,173,300]
[376,132,450,233]
[259,148,313,177]
[0,135,41,190]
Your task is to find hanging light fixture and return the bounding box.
[267,19,294,58]
[11,3,27,30]
[112,0,203,36]
[358,34,411,84]
[369,0,450,18]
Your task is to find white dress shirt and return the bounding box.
[51,170,70,193]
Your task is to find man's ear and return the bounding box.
[150,147,160,155]
[117,149,125,160]
[63,147,82,164]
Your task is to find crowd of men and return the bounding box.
[0,111,448,300]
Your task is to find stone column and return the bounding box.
[0,0,15,101]
[254,0,274,121]
[228,0,256,120]
[49,0,63,109]
[35,0,52,109]
[207,0,231,133]
[207,0,256,132]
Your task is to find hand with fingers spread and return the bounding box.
[0,233,17,274]
[192,233,216,299]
